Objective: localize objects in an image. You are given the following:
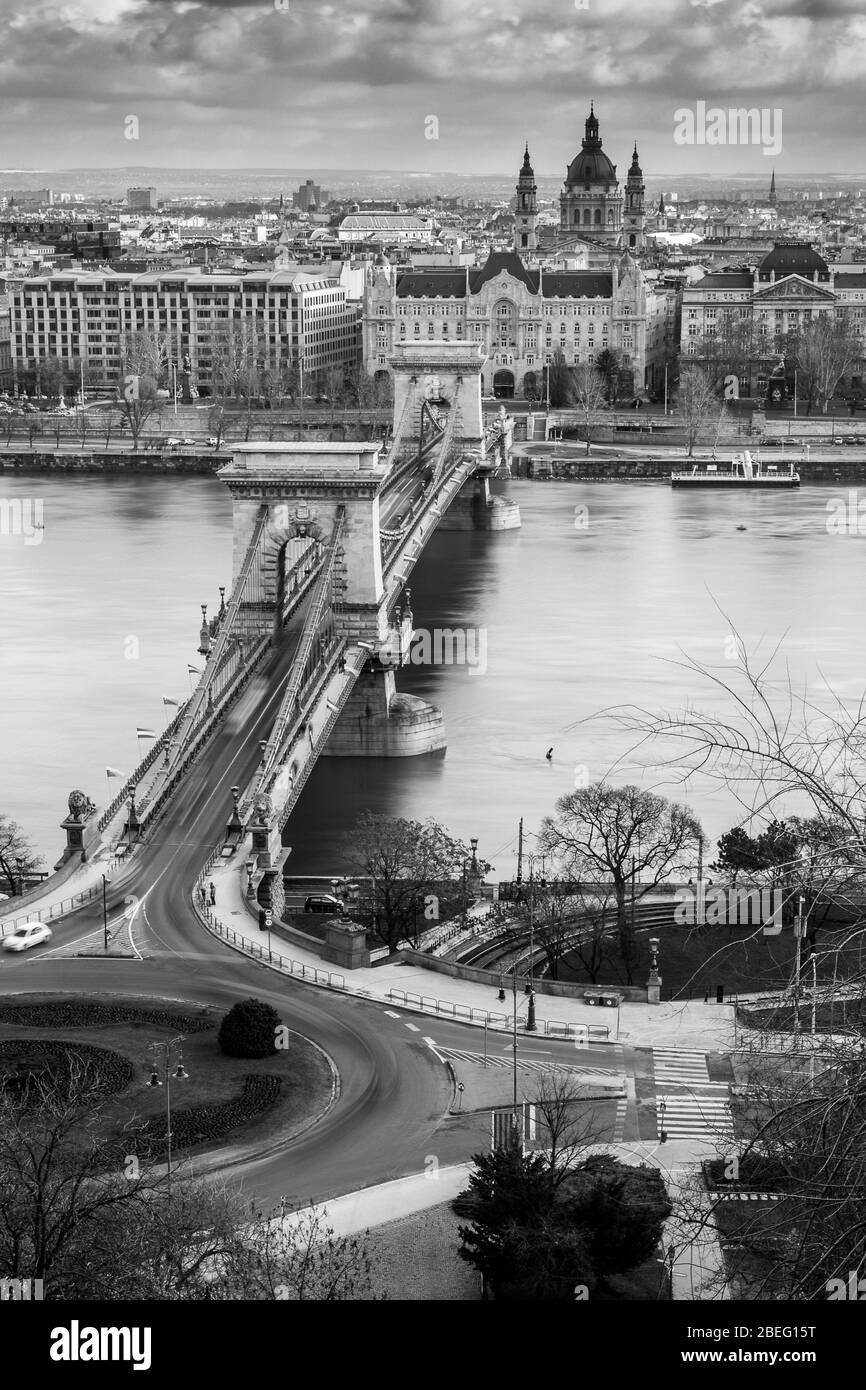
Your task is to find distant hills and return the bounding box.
[1,166,864,203]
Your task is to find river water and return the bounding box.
[1,473,862,879]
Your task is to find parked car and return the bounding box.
[303,893,345,915]
[2,921,52,953]
[166,436,183,446]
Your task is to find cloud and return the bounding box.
[0,0,863,174]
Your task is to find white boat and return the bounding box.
[671,451,800,488]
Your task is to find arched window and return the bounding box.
[583,209,591,226]
[594,208,602,226]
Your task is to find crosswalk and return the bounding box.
[656,1093,733,1140]
[652,1048,711,1086]
[651,1048,733,1140]
[437,1046,620,1080]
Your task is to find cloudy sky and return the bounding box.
[1,0,864,177]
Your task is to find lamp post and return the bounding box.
[102,874,109,952]
[15,855,25,896]
[147,1035,188,1197]
[526,858,537,1031]
[657,1097,667,1144]
[510,965,521,1152]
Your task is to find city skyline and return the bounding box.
[3,0,865,176]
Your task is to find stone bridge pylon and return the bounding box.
[219,442,390,648]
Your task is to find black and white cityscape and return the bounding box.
[2,0,866,1350]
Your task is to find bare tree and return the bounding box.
[540,783,702,983]
[0,813,44,897]
[530,1069,607,1178]
[676,364,721,458]
[119,331,170,447]
[571,362,608,456]
[793,311,863,415]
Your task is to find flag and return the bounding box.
[136,728,156,739]
[188,665,202,676]
[106,766,124,779]
[162,696,180,707]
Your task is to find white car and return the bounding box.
[2,921,52,952]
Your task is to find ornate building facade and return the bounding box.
[681,242,866,397]
[363,248,673,399]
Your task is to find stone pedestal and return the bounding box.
[56,790,101,867]
[647,969,662,1005]
[437,476,521,531]
[323,666,446,757]
[322,919,372,970]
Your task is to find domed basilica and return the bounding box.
[515,105,647,256]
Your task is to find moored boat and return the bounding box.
[671,451,800,488]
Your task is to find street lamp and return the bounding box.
[657,1098,668,1144]
[15,855,25,896]
[147,1036,188,1196]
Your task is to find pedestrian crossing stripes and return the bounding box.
[652,1048,710,1086]
[657,1094,733,1140]
[613,1095,628,1143]
[707,1191,782,1202]
[438,1046,620,1079]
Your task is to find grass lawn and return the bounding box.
[0,993,334,1164]
[558,921,866,1000]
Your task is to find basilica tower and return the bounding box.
[623,144,646,250]
[514,144,538,253]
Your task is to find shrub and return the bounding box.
[217,997,281,1059]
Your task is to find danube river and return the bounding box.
[1,473,863,877]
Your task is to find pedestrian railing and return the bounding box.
[0,855,123,935]
[192,851,345,990]
[384,988,609,1039]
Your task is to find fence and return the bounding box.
[0,856,122,935]
[385,988,609,1039]
[192,847,345,990]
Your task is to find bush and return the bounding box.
[217,998,281,1059]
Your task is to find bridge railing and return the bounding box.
[164,504,269,777]
[0,855,123,935]
[96,702,190,833]
[136,634,271,829]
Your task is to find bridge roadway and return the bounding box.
[0,593,627,1204]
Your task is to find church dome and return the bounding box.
[565,105,617,186]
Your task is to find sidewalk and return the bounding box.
[282,1141,727,1301]
[199,841,737,1055]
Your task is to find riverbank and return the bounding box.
[3,448,866,482]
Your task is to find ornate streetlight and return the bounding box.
[147,1035,188,1196]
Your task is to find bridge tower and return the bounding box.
[389,341,486,452]
[219,442,446,758]
[219,442,389,647]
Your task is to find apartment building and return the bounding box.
[10,268,361,393]
[0,293,12,391]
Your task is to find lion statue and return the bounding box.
[67,789,96,822]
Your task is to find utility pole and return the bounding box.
[516,817,524,887]
[102,874,109,952]
[527,862,537,1031]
